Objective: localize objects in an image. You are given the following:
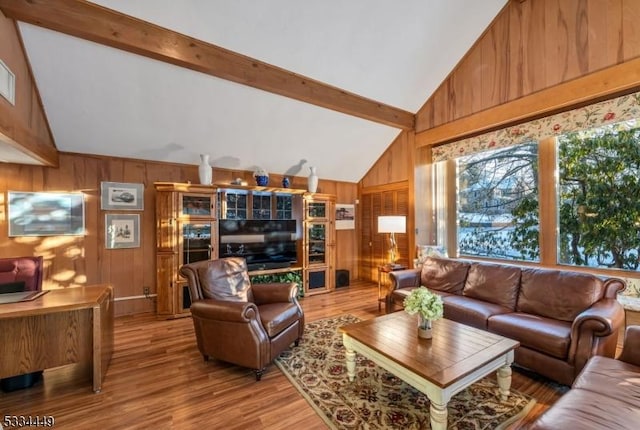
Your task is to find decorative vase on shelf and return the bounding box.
[282,177,290,188]
[308,166,318,193]
[198,154,212,185]
[417,315,432,339]
[254,168,269,186]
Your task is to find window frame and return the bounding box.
[437,134,640,278]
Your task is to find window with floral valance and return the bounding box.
[432,90,640,276]
[432,91,640,162]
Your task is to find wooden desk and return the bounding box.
[0,284,114,392]
[340,313,519,430]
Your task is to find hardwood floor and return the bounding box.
[0,280,633,429]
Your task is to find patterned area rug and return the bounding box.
[275,314,536,430]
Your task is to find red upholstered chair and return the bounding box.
[179,257,304,380]
[0,256,43,293]
[0,255,44,392]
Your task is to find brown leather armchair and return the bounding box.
[179,257,304,380]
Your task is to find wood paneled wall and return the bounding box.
[0,10,57,165]
[360,131,413,188]
[358,131,416,271]
[0,153,357,316]
[362,0,640,269]
[416,0,640,132]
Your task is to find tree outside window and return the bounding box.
[558,121,640,270]
[456,142,540,261]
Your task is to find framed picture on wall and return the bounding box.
[101,182,144,210]
[335,203,355,230]
[7,191,85,237]
[105,214,140,249]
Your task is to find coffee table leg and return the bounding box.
[345,347,356,381]
[497,364,512,401]
[430,400,447,430]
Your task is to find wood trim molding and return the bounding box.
[0,115,59,166]
[0,0,415,130]
[415,57,640,147]
[360,180,409,194]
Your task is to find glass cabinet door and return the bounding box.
[307,201,327,219]
[307,223,326,264]
[182,222,213,264]
[181,194,213,217]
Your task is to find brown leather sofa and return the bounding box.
[179,257,304,380]
[388,257,626,385]
[530,325,640,430]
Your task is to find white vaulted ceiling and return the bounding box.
[15,0,506,182]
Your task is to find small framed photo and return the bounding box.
[101,182,144,210]
[335,203,355,230]
[105,214,140,249]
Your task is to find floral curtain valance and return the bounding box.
[432,91,640,162]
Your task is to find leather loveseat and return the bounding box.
[530,325,640,430]
[388,257,626,386]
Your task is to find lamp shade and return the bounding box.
[377,215,406,234]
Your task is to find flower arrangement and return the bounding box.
[403,286,444,321]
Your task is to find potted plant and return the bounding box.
[403,286,444,339]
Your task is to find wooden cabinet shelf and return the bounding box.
[214,183,307,195]
[155,183,337,312]
[155,183,217,319]
[302,194,335,296]
[248,265,304,276]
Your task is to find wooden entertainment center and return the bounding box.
[154,182,336,318]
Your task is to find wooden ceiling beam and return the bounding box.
[0,0,415,130]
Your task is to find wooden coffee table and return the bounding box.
[340,312,520,430]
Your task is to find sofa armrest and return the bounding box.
[190,299,260,322]
[602,277,626,298]
[388,269,421,290]
[569,298,626,370]
[618,325,640,366]
[251,282,299,305]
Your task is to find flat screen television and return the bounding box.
[218,219,298,271]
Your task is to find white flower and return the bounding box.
[254,167,269,178]
[403,286,444,321]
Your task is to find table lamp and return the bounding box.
[377,215,406,266]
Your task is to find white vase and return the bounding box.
[417,315,432,339]
[198,154,212,185]
[308,166,318,193]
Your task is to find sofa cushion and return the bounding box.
[517,268,604,322]
[462,262,521,310]
[573,356,640,405]
[420,257,470,294]
[529,388,640,430]
[198,258,251,302]
[488,312,571,359]
[443,295,511,330]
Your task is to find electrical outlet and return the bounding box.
[143,286,150,296]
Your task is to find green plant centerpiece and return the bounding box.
[403,286,444,339]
